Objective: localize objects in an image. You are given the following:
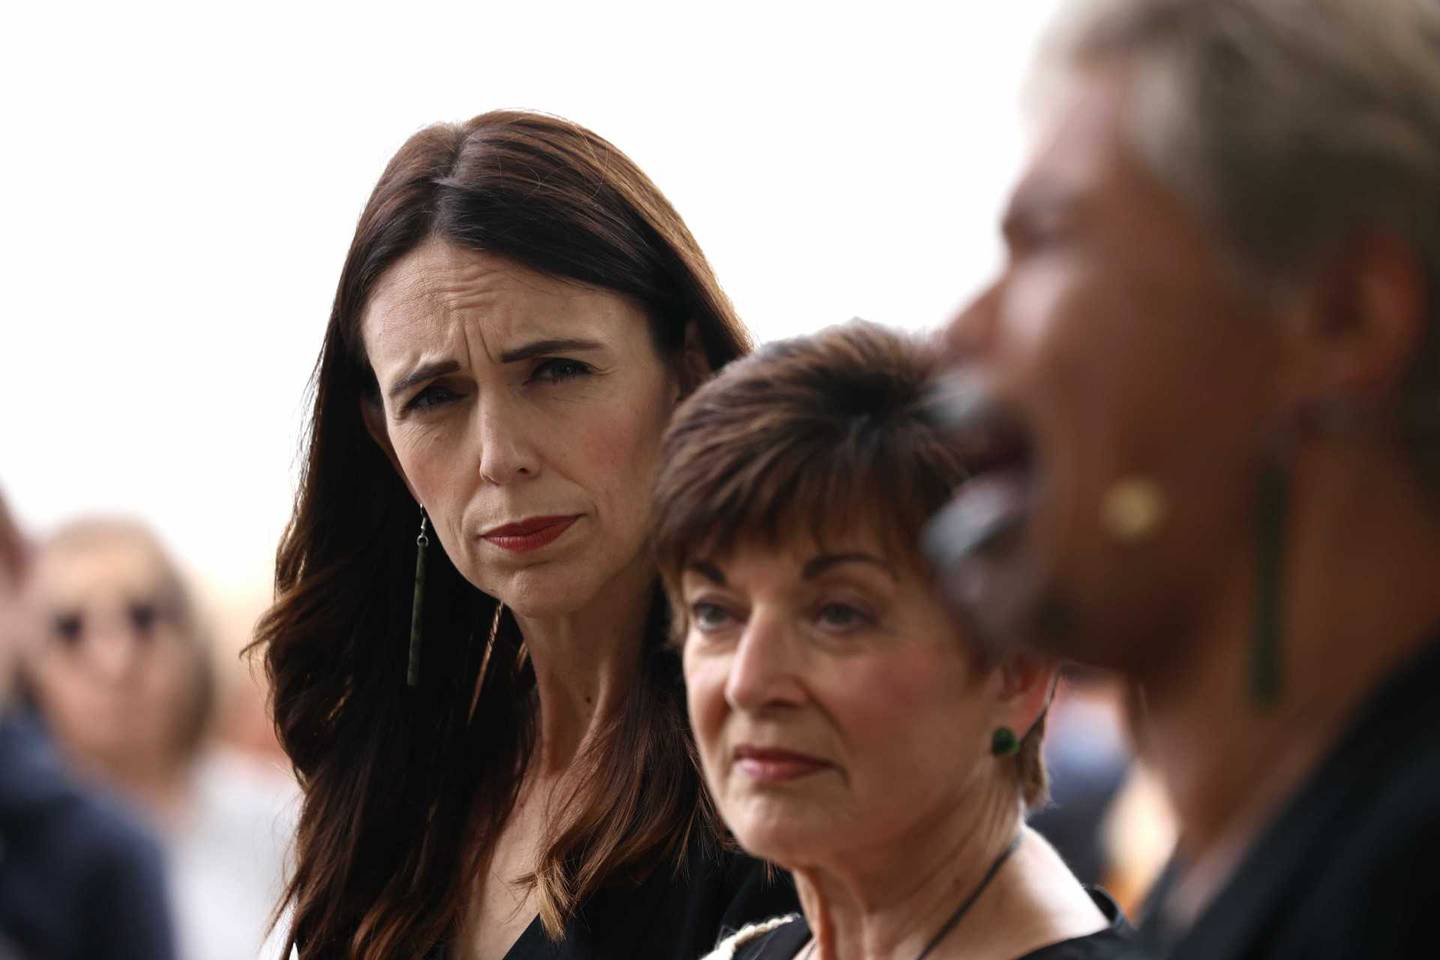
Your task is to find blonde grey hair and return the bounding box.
[1042,0,1440,487]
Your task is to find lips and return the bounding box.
[732,745,832,783]
[480,515,580,553]
[923,371,1036,567]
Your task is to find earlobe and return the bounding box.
[995,653,1060,739]
[359,398,418,500]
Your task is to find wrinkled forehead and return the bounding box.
[360,239,651,365]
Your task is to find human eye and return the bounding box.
[402,382,461,413]
[813,600,876,635]
[690,600,739,634]
[528,358,594,385]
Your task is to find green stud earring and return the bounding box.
[991,726,1020,757]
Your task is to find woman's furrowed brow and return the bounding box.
[497,337,605,363]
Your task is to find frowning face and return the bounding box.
[361,240,681,618]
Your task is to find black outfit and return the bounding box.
[1140,633,1440,960]
[0,713,175,960]
[732,889,1133,959]
[430,841,796,960]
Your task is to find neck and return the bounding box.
[1136,440,1440,920]
[86,749,194,831]
[512,556,655,776]
[793,778,1021,960]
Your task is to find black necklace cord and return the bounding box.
[912,831,1024,960]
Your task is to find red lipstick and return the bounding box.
[481,515,579,553]
[732,745,831,783]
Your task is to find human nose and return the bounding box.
[475,396,539,485]
[86,621,142,683]
[941,281,1001,368]
[724,611,806,713]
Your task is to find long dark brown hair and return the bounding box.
[253,111,749,959]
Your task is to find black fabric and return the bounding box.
[0,714,175,960]
[734,888,1133,959]
[1140,633,1440,960]
[431,842,796,960]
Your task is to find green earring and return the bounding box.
[991,727,1020,757]
[1252,459,1288,707]
[407,510,430,688]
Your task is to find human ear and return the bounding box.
[359,397,418,501]
[675,321,713,400]
[993,652,1059,742]
[1277,230,1427,416]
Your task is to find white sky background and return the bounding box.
[1,1,1062,621]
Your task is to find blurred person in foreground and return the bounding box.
[928,0,1440,957]
[654,322,1135,960]
[21,518,295,960]
[0,496,174,959]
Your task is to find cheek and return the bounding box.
[683,648,731,780]
[828,651,981,784]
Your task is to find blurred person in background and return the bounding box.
[254,110,794,960]
[21,517,295,960]
[0,494,175,959]
[929,0,1440,957]
[655,322,1134,960]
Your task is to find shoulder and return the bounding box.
[699,914,806,960]
[1018,889,1138,960]
[0,719,175,958]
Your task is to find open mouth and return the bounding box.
[921,371,1037,571]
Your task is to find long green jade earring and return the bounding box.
[407,510,430,688]
[1252,455,1289,708]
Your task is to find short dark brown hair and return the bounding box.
[653,320,1048,807]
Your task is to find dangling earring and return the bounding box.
[1251,455,1289,707]
[407,510,430,688]
[468,600,504,723]
[991,727,1020,757]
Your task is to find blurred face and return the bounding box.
[29,536,199,774]
[681,534,1005,870]
[935,67,1283,671]
[362,241,681,617]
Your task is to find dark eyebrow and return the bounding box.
[387,360,461,402]
[498,338,605,364]
[802,553,896,580]
[686,561,727,585]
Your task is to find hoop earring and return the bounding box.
[407,510,430,688]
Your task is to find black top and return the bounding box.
[732,888,1133,959]
[0,714,175,960]
[1140,633,1440,960]
[430,841,797,960]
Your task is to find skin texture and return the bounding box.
[27,533,199,803]
[682,536,1098,960]
[942,64,1440,928]
[941,67,1284,674]
[360,240,691,960]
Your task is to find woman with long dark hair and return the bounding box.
[255,111,794,959]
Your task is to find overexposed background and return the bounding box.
[1,0,1062,647]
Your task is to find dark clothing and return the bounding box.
[0,714,175,960]
[1141,634,1440,960]
[733,888,1133,959]
[431,842,796,960]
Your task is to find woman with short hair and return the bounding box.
[653,321,1134,960]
